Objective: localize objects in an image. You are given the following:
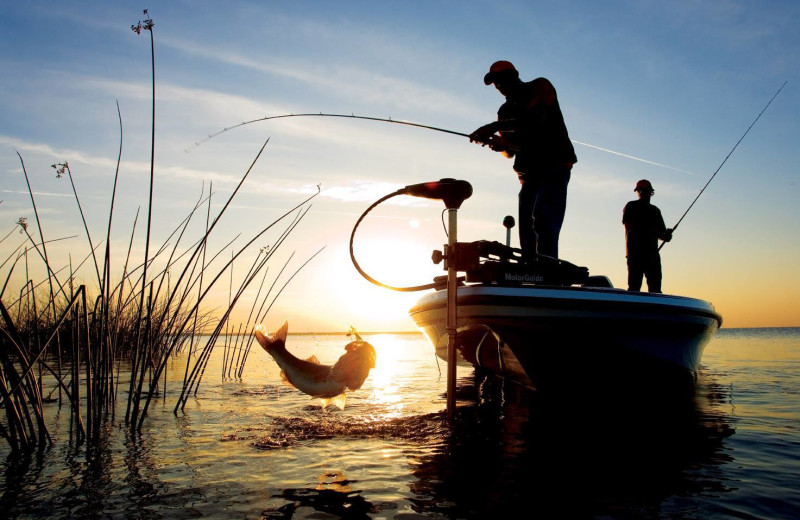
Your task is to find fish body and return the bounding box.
[254,321,376,406]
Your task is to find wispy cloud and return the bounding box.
[2,134,280,190]
[317,180,430,207]
[0,189,72,199]
[1,135,119,171]
[160,36,471,116]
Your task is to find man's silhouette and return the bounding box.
[470,60,577,259]
[623,179,673,293]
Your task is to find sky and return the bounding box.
[1,1,798,332]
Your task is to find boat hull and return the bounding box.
[409,285,722,391]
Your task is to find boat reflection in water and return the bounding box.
[405,370,735,518]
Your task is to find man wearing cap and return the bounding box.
[469,60,577,259]
[622,179,673,293]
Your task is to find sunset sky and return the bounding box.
[2,1,798,332]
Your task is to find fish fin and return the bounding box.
[321,392,347,411]
[279,370,296,388]
[254,320,289,351]
[305,355,321,365]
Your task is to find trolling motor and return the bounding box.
[406,179,471,421]
[398,179,472,421]
[349,178,472,421]
[403,178,473,209]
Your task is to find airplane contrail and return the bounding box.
[570,140,698,176]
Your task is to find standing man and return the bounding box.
[622,179,673,293]
[469,60,577,260]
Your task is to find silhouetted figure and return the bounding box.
[469,60,577,259]
[623,179,673,293]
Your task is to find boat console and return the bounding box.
[432,239,591,287]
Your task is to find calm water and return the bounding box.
[1,328,799,519]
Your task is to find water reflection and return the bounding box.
[406,371,736,518]
[367,335,409,410]
[262,485,378,519]
[1,332,754,519]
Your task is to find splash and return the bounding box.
[233,413,447,451]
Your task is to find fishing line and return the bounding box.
[661,81,787,249]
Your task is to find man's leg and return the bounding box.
[645,255,663,293]
[627,257,644,291]
[518,175,538,258]
[533,165,571,258]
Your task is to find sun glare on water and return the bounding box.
[363,334,410,420]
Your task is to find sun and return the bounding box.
[325,240,440,330]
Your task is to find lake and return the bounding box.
[1,327,798,519]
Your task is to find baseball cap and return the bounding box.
[484,60,519,85]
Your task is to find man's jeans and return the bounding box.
[518,164,571,259]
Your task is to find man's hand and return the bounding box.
[469,123,497,145]
[488,134,510,152]
[663,228,673,242]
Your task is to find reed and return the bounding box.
[0,10,321,455]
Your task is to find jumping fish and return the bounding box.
[254,321,376,409]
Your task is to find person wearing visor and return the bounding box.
[622,179,673,293]
[469,60,577,260]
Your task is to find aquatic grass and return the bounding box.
[0,10,323,455]
[2,140,319,452]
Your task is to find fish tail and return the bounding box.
[254,320,289,351]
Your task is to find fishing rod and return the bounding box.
[186,112,470,151]
[187,110,707,176]
[661,81,787,249]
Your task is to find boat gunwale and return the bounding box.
[409,284,723,326]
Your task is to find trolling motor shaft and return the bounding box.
[404,178,472,421]
[349,178,473,422]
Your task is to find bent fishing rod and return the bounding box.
[660,80,787,250]
[186,113,470,151]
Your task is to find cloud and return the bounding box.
[0,189,72,199]
[160,36,473,117]
[0,135,119,171]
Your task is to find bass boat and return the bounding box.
[408,239,722,390]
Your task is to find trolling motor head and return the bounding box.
[403,178,473,209]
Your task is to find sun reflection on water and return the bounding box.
[363,334,409,420]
